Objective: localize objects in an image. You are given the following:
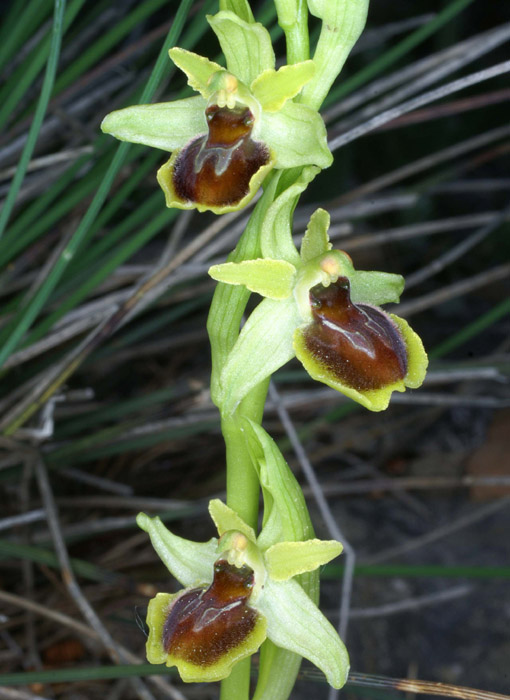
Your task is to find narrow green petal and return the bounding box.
[251,61,315,112]
[169,47,223,97]
[265,539,343,580]
[136,513,217,587]
[261,165,319,264]
[260,102,332,169]
[350,270,405,306]
[208,259,296,299]
[300,208,331,262]
[207,11,275,85]
[218,297,301,414]
[101,96,207,152]
[208,499,257,541]
[258,578,350,689]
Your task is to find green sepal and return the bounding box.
[101,96,207,152]
[265,539,343,580]
[251,61,315,112]
[208,259,296,299]
[350,270,405,306]
[257,577,350,689]
[219,296,301,414]
[208,499,257,541]
[300,208,331,262]
[168,47,223,97]
[261,165,320,264]
[207,11,275,86]
[136,513,218,587]
[219,0,255,23]
[260,103,332,169]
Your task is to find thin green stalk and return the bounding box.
[275,0,309,64]
[0,0,194,370]
[0,0,67,239]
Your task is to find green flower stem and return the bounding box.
[220,659,251,700]
[208,185,277,700]
[275,0,310,64]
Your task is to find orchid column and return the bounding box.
[101,2,428,700]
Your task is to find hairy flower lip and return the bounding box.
[303,277,408,392]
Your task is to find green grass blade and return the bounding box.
[0,0,194,371]
[0,0,67,240]
[325,0,477,106]
[0,0,87,132]
[52,0,171,96]
[0,0,52,70]
[430,297,510,358]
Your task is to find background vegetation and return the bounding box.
[0,1,509,699]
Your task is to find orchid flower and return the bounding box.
[101,10,331,214]
[209,207,428,413]
[137,497,348,686]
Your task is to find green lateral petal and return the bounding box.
[294,325,406,412]
[350,270,405,306]
[261,165,319,264]
[220,0,255,23]
[136,513,217,587]
[207,11,275,85]
[258,577,350,689]
[218,297,301,414]
[208,499,257,541]
[260,102,332,169]
[391,314,429,389]
[265,539,343,580]
[101,96,207,152]
[169,47,223,98]
[300,208,331,262]
[208,259,296,299]
[251,61,315,112]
